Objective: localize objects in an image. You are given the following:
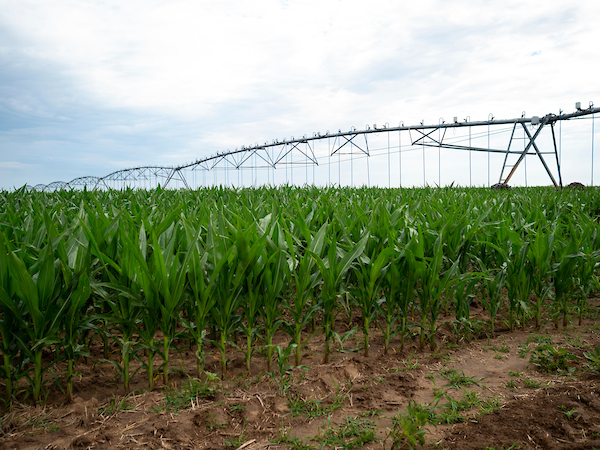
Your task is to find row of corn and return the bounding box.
[0,185,599,406]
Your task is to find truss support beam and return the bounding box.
[331,132,369,156]
[164,168,190,189]
[550,123,563,188]
[498,119,560,188]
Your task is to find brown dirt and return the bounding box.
[3,303,600,449]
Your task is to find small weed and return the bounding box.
[517,344,530,358]
[526,334,553,345]
[505,379,518,390]
[439,369,482,389]
[272,431,314,450]
[480,396,503,415]
[391,389,503,434]
[429,352,453,361]
[451,391,480,410]
[388,402,428,449]
[432,387,444,397]
[529,345,578,374]
[288,380,349,418]
[406,398,440,425]
[392,355,420,372]
[359,409,383,418]
[288,397,344,418]
[491,345,510,353]
[289,397,328,418]
[559,405,580,420]
[156,373,219,413]
[564,336,588,349]
[493,353,505,360]
[268,348,308,395]
[224,431,247,448]
[508,371,522,377]
[583,305,600,320]
[316,415,379,449]
[523,378,543,389]
[584,347,600,373]
[435,406,462,425]
[437,390,480,424]
[23,414,60,433]
[98,394,134,417]
[205,412,228,430]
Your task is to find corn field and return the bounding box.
[1,185,599,407]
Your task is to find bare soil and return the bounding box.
[3,301,600,450]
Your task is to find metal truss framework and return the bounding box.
[34,105,599,191]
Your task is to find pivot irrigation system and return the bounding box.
[31,103,599,191]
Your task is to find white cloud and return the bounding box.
[0,161,30,169]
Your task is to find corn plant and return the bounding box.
[504,235,532,330]
[311,233,368,363]
[453,273,483,341]
[352,246,392,357]
[3,240,66,403]
[379,266,401,355]
[59,271,92,403]
[82,212,143,393]
[552,238,579,329]
[369,209,406,355]
[382,242,417,354]
[49,201,95,404]
[184,220,229,376]
[414,227,459,350]
[210,216,262,377]
[121,223,161,390]
[475,258,507,335]
[528,224,555,329]
[443,205,491,275]
[575,249,600,324]
[240,254,264,374]
[260,249,288,372]
[148,225,193,385]
[80,203,125,359]
[572,221,600,325]
[283,221,326,366]
[0,231,28,405]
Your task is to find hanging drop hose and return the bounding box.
[399,122,403,188]
[592,101,595,186]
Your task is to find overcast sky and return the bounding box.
[1,0,599,189]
